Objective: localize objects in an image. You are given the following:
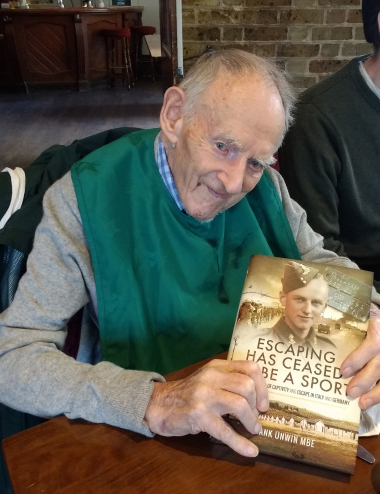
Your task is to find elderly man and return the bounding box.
[0,49,379,460]
[279,0,380,291]
[267,261,334,349]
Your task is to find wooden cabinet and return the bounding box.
[0,7,143,91]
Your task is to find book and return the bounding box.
[226,255,373,474]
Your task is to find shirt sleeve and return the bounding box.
[0,172,164,435]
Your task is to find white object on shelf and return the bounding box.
[145,34,161,58]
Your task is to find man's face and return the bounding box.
[280,278,329,340]
[166,73,285,221]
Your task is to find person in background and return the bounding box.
[278,0,380,291]
[0,48,379,459]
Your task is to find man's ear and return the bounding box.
[160,86,186,146]
[279,291,286,307]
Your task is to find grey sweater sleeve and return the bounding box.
[0,172,164,435]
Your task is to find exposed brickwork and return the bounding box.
[321,43,340,57]
[182,0,372,92]
[325,9,346,24]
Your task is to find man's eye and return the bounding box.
[215,142,229,153]
[213,142,239,161]
[247,159,264,172]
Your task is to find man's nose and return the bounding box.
[216,159,246,195]
[302,301,313,314]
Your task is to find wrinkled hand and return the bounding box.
[341,305,380,410]
[144,359,268,457]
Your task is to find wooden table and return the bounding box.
[3,357,380,494]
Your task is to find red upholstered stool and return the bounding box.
[130,25,157,81]
[103,28,134,90]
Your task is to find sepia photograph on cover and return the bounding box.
[227,255,373,474]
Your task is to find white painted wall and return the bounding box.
[130,0,159,34]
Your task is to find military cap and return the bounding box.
[281,261,319,294]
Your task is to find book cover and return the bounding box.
[227,255,373,474]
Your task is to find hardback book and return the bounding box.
[226,255,373,474]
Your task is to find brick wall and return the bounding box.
[182,0,372,92]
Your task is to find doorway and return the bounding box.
[132,0,178,92]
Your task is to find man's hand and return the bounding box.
[341,306,380,410]
[144,359,268,457]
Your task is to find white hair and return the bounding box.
[178,48,296,137]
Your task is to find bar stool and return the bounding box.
[103,28,134,90]
[130,25,157,81]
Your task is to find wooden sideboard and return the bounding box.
[0,7,143,91]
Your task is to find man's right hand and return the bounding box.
[144,359,268,457]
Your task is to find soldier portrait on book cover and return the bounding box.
[258,261,336,351]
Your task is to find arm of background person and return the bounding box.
[278,103,348,258]
[266,167,356,268]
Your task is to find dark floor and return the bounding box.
[0,79,163,169]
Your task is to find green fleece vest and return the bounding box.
[71,129,301,374]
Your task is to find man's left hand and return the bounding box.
[341,306,380,410]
